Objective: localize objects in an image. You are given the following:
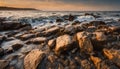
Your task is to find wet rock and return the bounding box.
[18,34,35,41]
[76,32,93,54]
[0,48,4,57]
[48,39,56,49]
[89,21,106,27]
[44,26,60,36]
[56,18,64,22]
[55,34,73,55]
[0,35,6,44]
[12,44,23,51]
[24,49,45,69]
[103,49,120,67]
[0,60,9,69]
[0,21,32,31]
[28,37,47,44]
[5,47,14,54]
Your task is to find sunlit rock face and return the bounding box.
[0,11,120,69]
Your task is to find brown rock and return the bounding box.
[12,43,23,51]
[19,34,35,41]
[55,34,73,55]
[44,26,60,36]
[0,60,9,69]
[29,37,47,44]
[94,32,107,41]
[103,49,120,67]
[90,56,101,69]
[0,48,4,57]
[24,49,45,69]
[48,39,56,49]
[76,32,93,54]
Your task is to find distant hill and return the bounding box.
[0,6,39,10]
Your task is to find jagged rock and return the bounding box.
[76,32,93,54]
[0,60,9,69]
[29,37,47,44]
[18,34,35,41]
[48,39,56,49]
[43,26,60,36]
[24,49,45,69]
[55,34,73,55]
[0,48,4,57]
[0,21,32,31]
[103,49,120,67]
[12,44,23,51]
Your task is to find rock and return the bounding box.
[76,32,93,54]
[109,26,120,33]
[12,44,23,51]
[29,37,47,44]
[90,56,101,69]
[94,32,107,41]
[56,18,64,22]
[18,34,35,41]
[5,47,14,54]
[48,39,56,49]
[0,48,4,57]
[103,49,120,67]
[64,25,75,35]
[55,34,73,55]
[81,59,95,69]
[89,21,106,27]
[24,49,45,69]
[44,26,60,36]
[0,60,9,69]
[0,21,32,31]
[0,35,6,44]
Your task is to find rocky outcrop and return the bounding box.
[24,49,45,69]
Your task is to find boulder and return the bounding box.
[94,32,107,41]
[64,25,75,35]
[12,43,23,51]
[103,49,120,67]
[24,49,45,69]
[76,32,93,54]
[0,21,32,31]
[0,60,9,69]
[55,34,73,55]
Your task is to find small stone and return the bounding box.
[19,34,35,41]
[29,37,47,44]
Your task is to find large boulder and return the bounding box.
[76,32,93,54]
[55,34,73,55]
[0,21,32,31]
[24,49,45,69]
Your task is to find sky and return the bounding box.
[0,0,120,11]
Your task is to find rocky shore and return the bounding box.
[0,14,120,69]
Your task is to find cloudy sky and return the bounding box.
[0,0,120,11]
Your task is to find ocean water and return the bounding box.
[0,11,120,28]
